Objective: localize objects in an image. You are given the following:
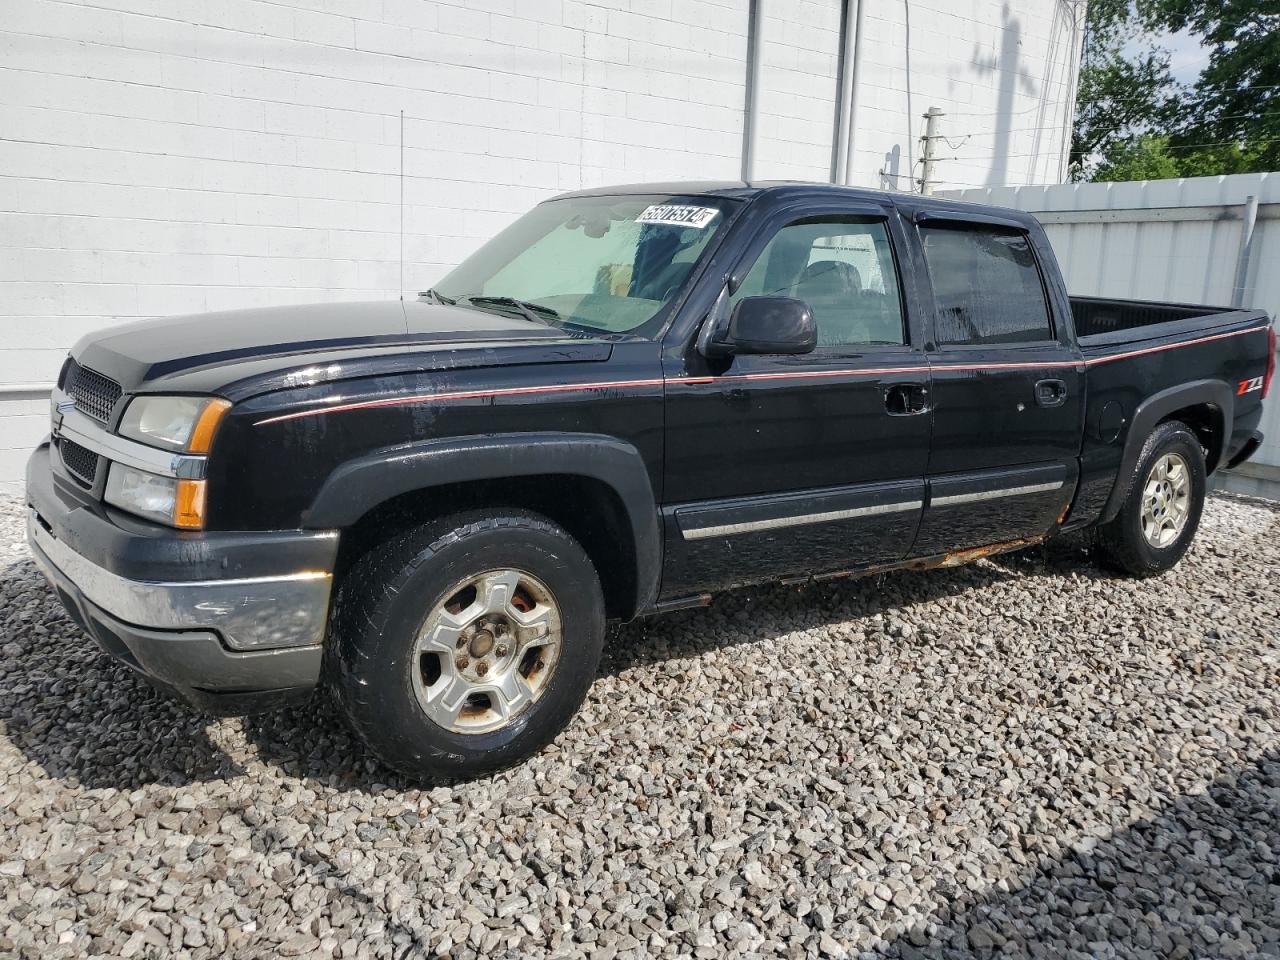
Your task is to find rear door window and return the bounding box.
[920,225,1053,345]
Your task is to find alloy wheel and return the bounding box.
[410,569,562,734]
[1140,452,1191,548]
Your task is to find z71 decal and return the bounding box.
[1238,376,1264,395]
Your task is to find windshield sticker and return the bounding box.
[636,204,720,229]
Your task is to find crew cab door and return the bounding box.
[658,200,932,598]
[905,209,1085,554]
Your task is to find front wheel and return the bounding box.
[328,510,605,781]
[1095,420,1207,577]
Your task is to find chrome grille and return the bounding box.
[58,438,99,486]
[63,360,122,423]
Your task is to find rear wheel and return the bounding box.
[1096,420,1206,577]
[328,510,605,780]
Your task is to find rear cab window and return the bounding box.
[919,224,1053,345]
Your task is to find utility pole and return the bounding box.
[918,106,944,195]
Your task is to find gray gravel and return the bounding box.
[1,491,1278,960]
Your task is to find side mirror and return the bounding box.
[702,296,816,357]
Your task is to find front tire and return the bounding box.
[1096,420,1206,577]
[328,510,605,781]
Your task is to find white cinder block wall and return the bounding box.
[0,0,1080,493]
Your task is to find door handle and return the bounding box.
[885,383,929,416]
[1035,379,1067,408]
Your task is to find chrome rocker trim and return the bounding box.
[681,499,922,540]
[28,509,334,651]
[929,479,1064,508]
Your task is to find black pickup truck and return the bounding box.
[26,183,1275,779]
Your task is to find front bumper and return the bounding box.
[26,444,339,714]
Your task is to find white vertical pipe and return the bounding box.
[742,0,766,181]
[836,0,867,185]
[833,0,854,183]
[399,108,405,301]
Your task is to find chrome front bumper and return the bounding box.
[28,508,334,652]
[27,436,339,713]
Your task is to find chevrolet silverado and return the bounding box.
[26,183,1275,779]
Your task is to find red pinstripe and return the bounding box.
[1078,325,1264,366]
[253,323,1268,427]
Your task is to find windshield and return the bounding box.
[430,194,736,339]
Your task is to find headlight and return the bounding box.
[105,464,206,529]
[117,395,230,453]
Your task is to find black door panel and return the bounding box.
[906,215,1087,550]
[663,356,930,502]
[923,346,1085,549]
[913,461,1076,556]
[661,477,925,596]
[660,202,932,598]
[927,351,1085,473]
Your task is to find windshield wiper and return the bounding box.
[459,295,560,326]
[419,288,456,305]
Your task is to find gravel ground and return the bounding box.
[1,491,1278,960]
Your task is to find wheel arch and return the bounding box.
[1098,379,1232,525]
[305,433,662,620]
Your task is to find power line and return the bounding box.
[934,111,1280,169]
[945,111,1280,148]
[1160,137,1280,152]
[960,123,1087,136]
[943,108,1279,143]
[1078,110,1280,126]
[942,84,1280,122]
[1072,86,1280,107]
[955,135,1280,164]
[1093,83,1280,95]
[943,101,1070,119]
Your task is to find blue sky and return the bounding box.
[1134,29,1211,85]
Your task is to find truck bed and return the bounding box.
[1070,295,1245,341]
[1066,293,1271,523]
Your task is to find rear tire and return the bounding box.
[1095,420,1206,577]
[328,510,605,781]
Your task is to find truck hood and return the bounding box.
[71,300,610,397]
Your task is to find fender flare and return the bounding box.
[1098,379,1233,524]
[303,432,662,613]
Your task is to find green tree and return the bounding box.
[1070,1,1177,180]
[1072,0,1280,181]
[1146,0,1280,172]
[1091,135,1181,181]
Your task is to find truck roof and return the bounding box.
[552,180,1039,227]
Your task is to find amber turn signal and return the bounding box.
[188,398,232,455]
[174,480,208,530]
